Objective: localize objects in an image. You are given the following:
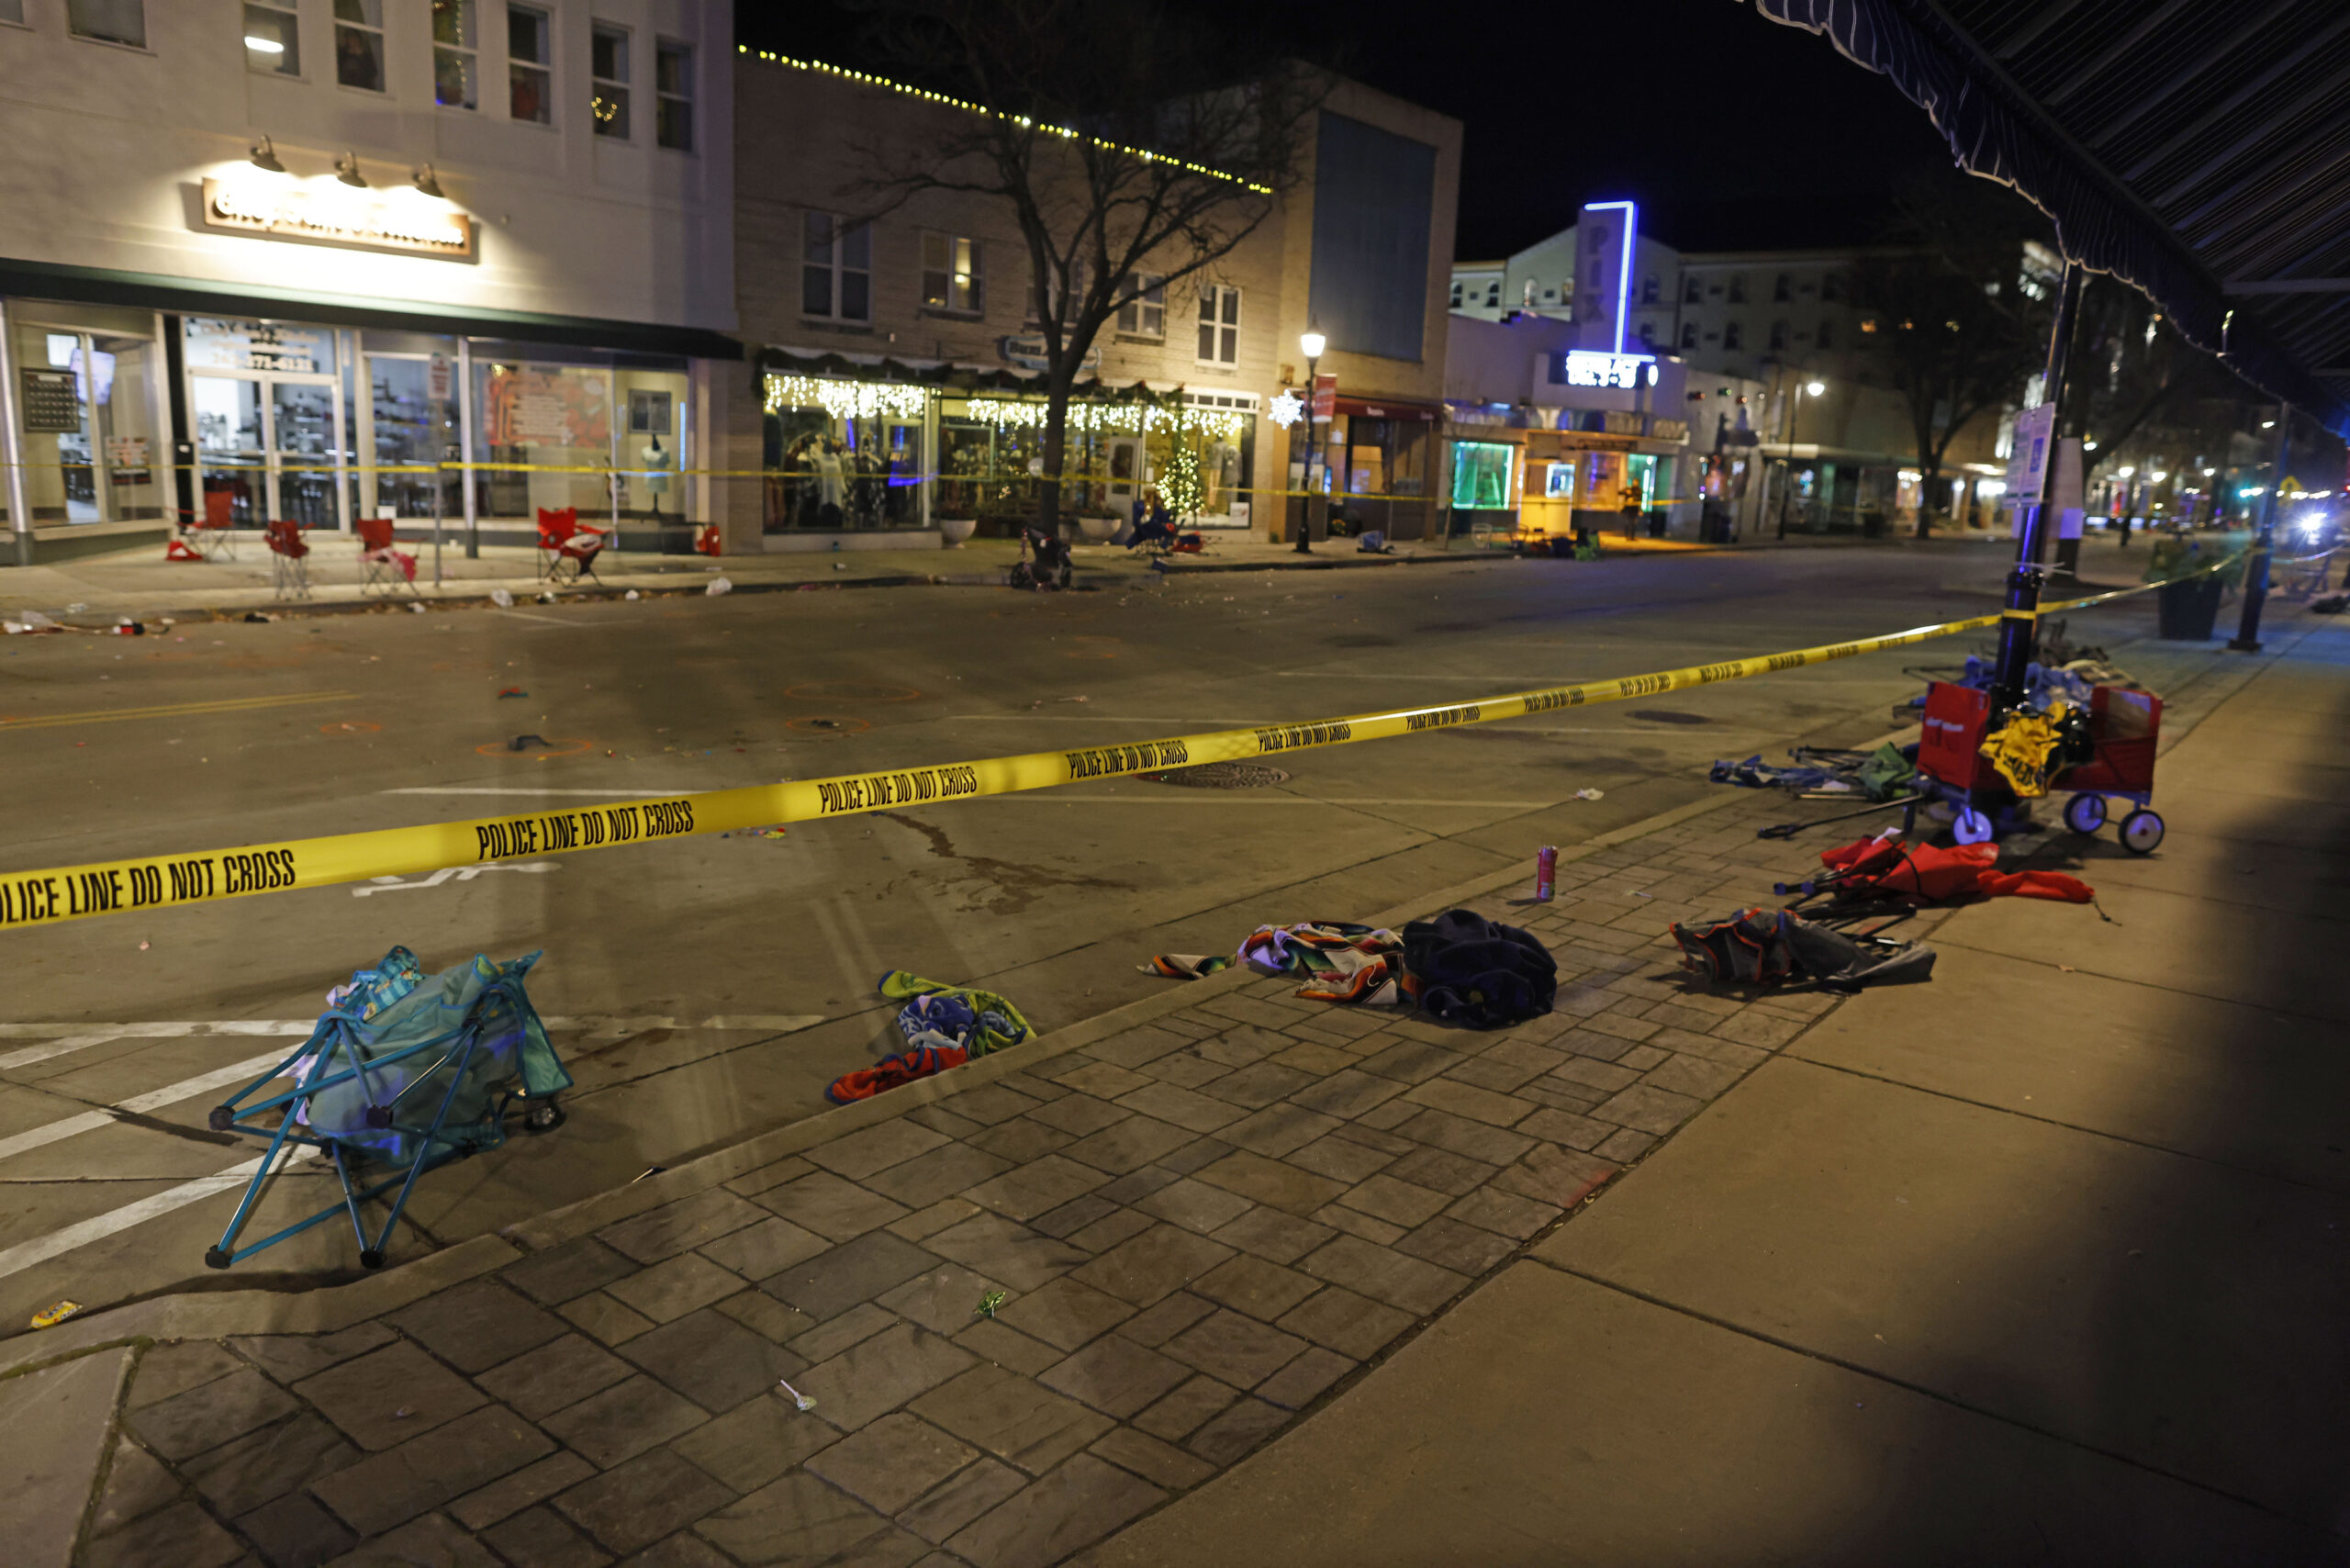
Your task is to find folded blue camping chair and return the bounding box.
[204,946,571,1270]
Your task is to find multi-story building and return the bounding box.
[0,0,738,566]
[1448,220,1680,353]
[727,52,1461,548]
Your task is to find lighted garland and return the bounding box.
[736,49,1271,194]
[1161,432,1203,516]
[961,398,1246,440]
[764,375,928,420]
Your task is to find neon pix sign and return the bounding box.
[1562,351,1656,389]
[199,178,476,262]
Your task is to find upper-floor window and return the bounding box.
[1197,285,1240,365]
[591,25,631,139]
[1773,272,1792,303]
[804,213,871,322]
[432,0,477,109]
[244,2,299,74]
[1768,319,1788,351]
[1683,274,1702,306]
[1116,274,1165,338]
[1449,281,1463,308]
[1637,319,1657,348]
[1679,320,1699,351]
[1641,274,1660,306]
[1727,274,1748,304]
[334,0,385,91]
[68,0,143,47]
[1484,281,1500,308]
[655,40,693,150]
[1723,320,1743,351]
[1817,319,1834,350]
[923,234,983,314]
[1821,272,1847,302]
[508,4,551,124]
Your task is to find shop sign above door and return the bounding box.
[198,177,476,262]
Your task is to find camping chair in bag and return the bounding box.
[204,946,572,1270]
[357,515,420,597]
[537,506,608,586]
[265,518,311,599]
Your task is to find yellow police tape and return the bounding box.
[0,566,2221,934]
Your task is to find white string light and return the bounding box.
[763,375,928,420]
[960,398,1246,439]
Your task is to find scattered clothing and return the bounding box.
[1146,922,1407,1005]
[1711,743,1917,801]
[1401,910,1557,1029]
[826,971,1034,1104]
[1818,834,2095,904]
[1672,907,1936,991]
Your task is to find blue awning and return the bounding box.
[1752,0,2350,436]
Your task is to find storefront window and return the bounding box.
[1450,441,1515,510]
[763,375,926,532]
[361,349,461,521]
[476,360,610,522]
[185,318,342,530]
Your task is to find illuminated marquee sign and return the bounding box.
[199,178,476,262]
[1561,351,1656,389]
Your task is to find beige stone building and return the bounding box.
[719,51,1460,551]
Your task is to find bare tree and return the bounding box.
[1857,174,2052,538]
[845,0,1329,534]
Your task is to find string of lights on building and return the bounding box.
[734,48,1272,194]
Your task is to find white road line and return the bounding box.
[0,1052,288,1165]
[0,1159,265,1282]
[954,796,1557,808]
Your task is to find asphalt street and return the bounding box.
[0,535,2255,1328]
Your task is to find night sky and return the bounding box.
[739,0,1958,260]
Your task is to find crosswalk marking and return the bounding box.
[0,1159,266,1282]
[0,1051,288,1166]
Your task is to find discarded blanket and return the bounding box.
[1671,907,1935,991]
[1401,910,1557,1029]
[1710,744,1916,801]
[825,971,1035,1104]
[1818,834,2095,903]
[1145,922,1406,1005]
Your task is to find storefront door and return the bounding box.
[184,319,347,531]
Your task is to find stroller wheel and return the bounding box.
[2064,793,2109,834]
[2120,810,2165,856]
[522,1100,567,1134]
[1952,806,1995,845]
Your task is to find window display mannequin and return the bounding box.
[643,433,673,518]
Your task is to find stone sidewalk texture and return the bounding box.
[58,782,1870,1568]
[1086,617,2350,1566]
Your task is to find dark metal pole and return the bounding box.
[1296,353,1320,554]
[1989,261,2083,711]
[2228,406,2289,653]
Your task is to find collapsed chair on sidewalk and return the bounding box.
[537,506,609,586]
[264,518,311,599]
[204,946,571,1270]
[357,515,421,598]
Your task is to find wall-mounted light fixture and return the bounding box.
[249,136,286,174]
[411,164,445,198]
[333,152,368,189]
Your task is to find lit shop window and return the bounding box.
[333,0,385,92]
[432,0,477,109]
[655,40,694,150]
[509,4,551,124]
[69,0,144,47]
[1450,442,1515,510]
[592,25,631,139]
[244,2,298,74]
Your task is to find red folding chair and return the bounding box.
[536,507,607,586]
[265,518,311,599]
[357,515,420,598]
[183,488,240,560]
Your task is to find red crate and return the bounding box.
[2052,684,2160,794]
[1919,681,1993,791]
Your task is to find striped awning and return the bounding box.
[1753,0,2350,435]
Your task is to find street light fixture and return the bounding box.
[1776,375,1826,539]
[1296,329,1326,554]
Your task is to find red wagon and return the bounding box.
[1915,679,2166,854]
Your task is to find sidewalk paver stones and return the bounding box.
[59,786,1896,1566]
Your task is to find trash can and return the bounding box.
[2155,576,2224,639]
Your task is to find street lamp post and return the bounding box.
[1297,330,1326,554]
[1774,376,1824,540]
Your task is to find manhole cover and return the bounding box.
[1144,761,1292,789]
